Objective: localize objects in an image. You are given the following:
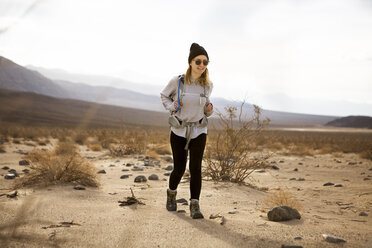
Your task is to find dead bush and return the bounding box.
[262,188,303,211]
[360,149,372,160]
[151,144,171,155]
[204,102,271,184]
[14,142,99,188]
[73,132,88,145]
[0,144,6,153]
[89,144,103,151]
[55,142,78,156]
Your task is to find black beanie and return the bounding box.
[188,43,209,64]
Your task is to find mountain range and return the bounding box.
[1,55,363,128]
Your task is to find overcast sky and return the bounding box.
[1,0,371,116]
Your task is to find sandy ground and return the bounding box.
[0,140,371,248]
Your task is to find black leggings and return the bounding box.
[169,131,207,200]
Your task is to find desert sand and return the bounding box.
[1,140,371,248]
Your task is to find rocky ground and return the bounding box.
[0,140,371,248]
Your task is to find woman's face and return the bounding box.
[190,55,209,77]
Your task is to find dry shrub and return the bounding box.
[146,150,160,160]
[282,144,315,156]
[262,188,303,211]
[73,132,88,145]
[89,144,103,151]
[204,103,271,183]
[360,150,372,160]
[0,144,6,153]
[151,144,171,155]
[13,138,22,144]
[14,141,99,188]
[55,142,77,155]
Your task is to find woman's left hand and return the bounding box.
[205,103,213,112]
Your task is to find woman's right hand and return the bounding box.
[174,101,183,110]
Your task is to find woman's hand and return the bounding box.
[205,103,213,112]
[174,101,183,110]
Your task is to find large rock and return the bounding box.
[268,206,301,222]
[134,175,147,183]
[19,160,30,166]
[148,174,159,180]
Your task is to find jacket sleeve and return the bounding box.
[160,76,178,112]
[204,82,214,117]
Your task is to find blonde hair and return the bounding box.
[184,66,211,87]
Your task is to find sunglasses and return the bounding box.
[193,59,209,66]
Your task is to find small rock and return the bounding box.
[348,162,357,165]
[8,169,17,173]
[228,211,239,214]
[289,178,297,181]
[177,210,186,213]
[126,163,133,167]
[138,155,144,159]
[115,160,120,163]
[19,160,30,166]
[164,172,171,176]
[363,178,370,181]
[86,156,96,159]
[131,166,144,171]
[120,175,129,179]
[270,161,276,164]
[6,191,18,198]
[162,178,167,181]
[109,164,116,167]
[323,182,334,186]
[122,169,129,172]
[134,175,147,183]
[369,168,372,171]
[271,165,279,170]
[322,234,346,243]
[256,169,265,173]
[148,174,159,180]
[316,165,320,167]
[279,160,284,163]
[164,156,173,162]
[293,168,298,172]
[298,162,303,165]
[2,166,9,170]
[176,198,188,204]
[164,165,173,171]
[294,237,302,240]
[74,185,85,190]
[97,170,106,174]
[334,184,343,187]
[5,174,16,179]
[359,212,368,216]
[297,178,305,181]
[268,206,301,222]
[335,159,342,163]
[22,169,30,174]
[281,245,303,248]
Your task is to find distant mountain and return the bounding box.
[326,116,372,129]
[26,65,163,95]
[0,88,168,128]
[0,56,70,98]
[0,55,339,126]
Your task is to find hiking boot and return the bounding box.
[166,189,177,211]
[190,199,204,219]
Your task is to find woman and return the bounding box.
[160,43,213,219]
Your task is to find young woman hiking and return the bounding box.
[160,43,213,219]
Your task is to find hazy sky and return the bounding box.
[1,0,371,116]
